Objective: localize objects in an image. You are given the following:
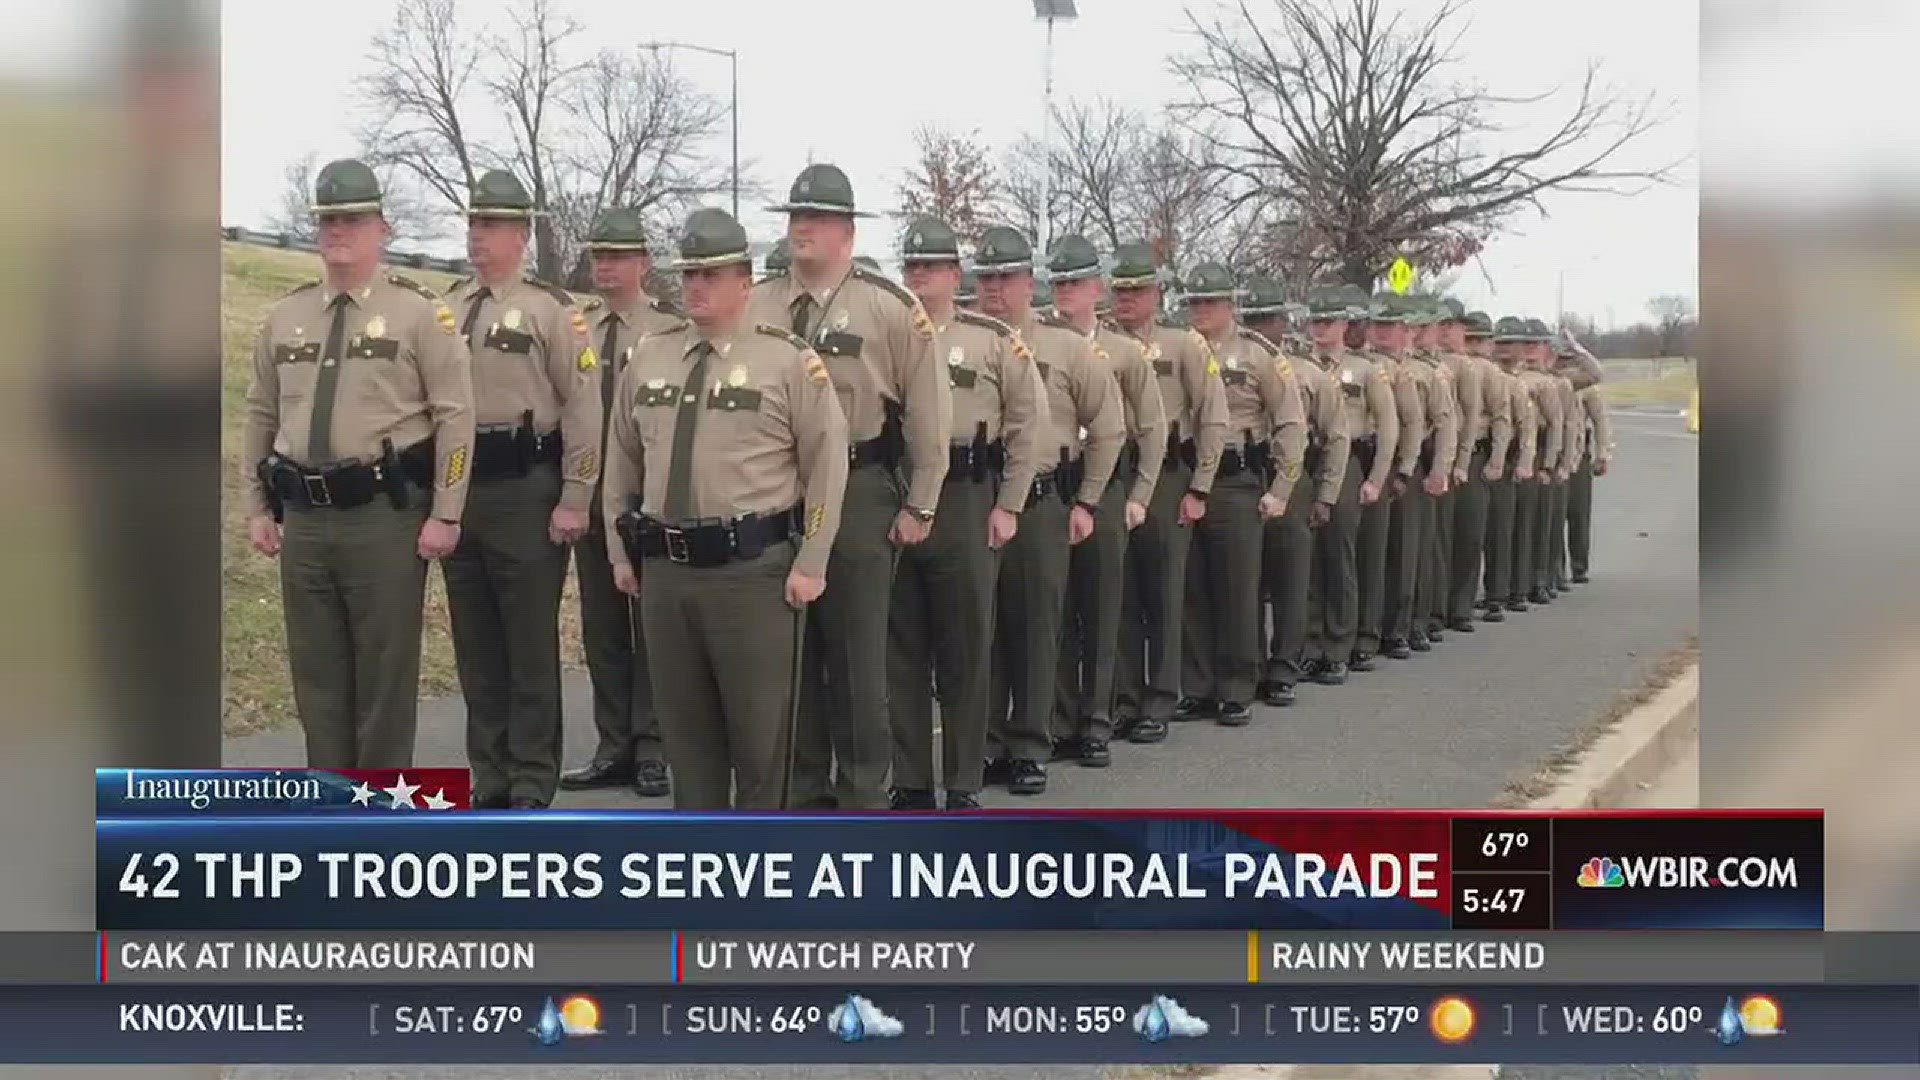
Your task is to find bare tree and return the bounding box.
[997,135,1053,246]
[484,0,585,279]
[266,153,321,242]
[1126,124,1238,269]
[1047,100,1146,249]
[895,125,1002,246]
[358,0,485,215]
[1647,293,1696,357]
[1172,0,1675,288]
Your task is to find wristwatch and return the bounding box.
[1073,499,1100,516]
[905,504,936,524]
[1185,487,1209,502]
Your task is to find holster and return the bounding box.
[257,457,285,523]
[614,499,646,568]
[378,438,409,510]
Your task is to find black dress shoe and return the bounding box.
[1349,651,1376,672]
[559,759,634,790]
[1049,737,1082,763]
[889,787,937,810]
[1314,661,1348,686]
[983,758,1014,787]
[1446,618,1477,633]
[944,790,981,811]
[1426,624,1445,643]
[1172,696,1219,721]
[1506,597,1529,612]
[473,793,511,810]
[1528,588,1552,605]
[1409,633,1432,653]
[1076,738,1111,768]
[631,760,671,798]
[1572,572,1590,584]
[1258,681,1296,707]
[1122,717,1169,744]
[1556,577,1576,590]
[1481,607,1506,623]
[1383,638,1413,659]
[508,797,548,810]
[1216,701,1253,726]
[1007,760,1048,795]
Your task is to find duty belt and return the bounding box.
[1417,434,1436,475]
[1475,436,1493,454]
[472,412,562,481]
[617,504,802,569]
[1217,440,1272,480]
[1025,470,1058,510]
[1114,439,1140,483]
[258,438,433,517]
[851,399,908,470]
[946,438,1006,483]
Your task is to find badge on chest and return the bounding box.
[709,365,763,411]
[947,346,977,389]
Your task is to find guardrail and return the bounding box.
[221,227,470,275]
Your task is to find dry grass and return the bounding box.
[1601,363,1697,408]
[1490,636,1700,807]
[221,243,586,736]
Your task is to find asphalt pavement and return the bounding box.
[223,412,1696,1080]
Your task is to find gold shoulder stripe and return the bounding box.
[444,445,468,485]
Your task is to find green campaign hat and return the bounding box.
[1492,316,1531,342]
[1045,233,1102,283]
[468,169,536,219]
[1109,240,1160,288]
[973,225,1034,274]
[586,207,650,252]
[1238,275,1288,317]
[1523,317,1553,341]
[1368,292,1408,323]
[901,215,960,262]
[1440,297,1467,322]
[955,267,980,303]
[1180,262,1237,301]
[768,163,873,217]
[310,159,383,215]
[1464,311,1495,337]
[668,208,753,271]
[764,237,790,273]
[1306,285,1351,320]
[1335,284,1373,320]
[1404,296,1439,326]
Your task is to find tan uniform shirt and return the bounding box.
[1320,348,1400,492]
[1295,359,1352,506]
[601,321,850,579]
[1113,318,1229,494]
[1417,349,1460,480]
[1091,322,1168,506]
[241,270,476,522]
[1013,308,1124,506]
[1472,354,1516,467]
[1208,327,1309,501]
[445,275,603,512]
[1497,365,1538,478]
[585,292,683,521]
[1555,374,1584,474]
[1386,351,1453,478]
[748,265,951,511]
[1579,385,1614,467]
[1445,351,1485,477]
[942,309,1047,515]
[1523,369,1565,481]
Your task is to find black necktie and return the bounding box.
[306,293,351,463]
[599,315,620,415]
[662,342,714,522]
[460,285,491,339]
[790,294,815,339]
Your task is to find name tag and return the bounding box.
[949,366,978,390]
[348,336,400,361]
[1152,358,1173,377]
[708,385,763,412]
[1342,381,1364,398]
[483,325,535,355]
[817,331,863,358]
[1222,368,1250,387]
[272,342,322,365]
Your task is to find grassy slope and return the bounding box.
[221,243,584,736]
[1600,361,1697,408]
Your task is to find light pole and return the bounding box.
[1032,0,1078,258]
[638,40,739,220]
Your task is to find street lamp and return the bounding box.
[1032,0,1078,258]
[638,40,739,220]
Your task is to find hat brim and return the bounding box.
[1046,265,1103,283]
[467,208,537,219]
[669,251,753,271]
[310,201,384,216]
[767,201,876,218]
[1180,290,1236,302]
[973,262,1033,277]
[1238,305,1285,317]
[587,242,652,252]
[1109,274,1158,289]
[900,252,961,263]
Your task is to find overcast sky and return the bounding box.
[220,0,1698,328]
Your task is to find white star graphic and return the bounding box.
[422,789,454,811]
[383,773,420,809]
[349,782,377,807]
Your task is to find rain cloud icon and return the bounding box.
[1133,995,1209,1042]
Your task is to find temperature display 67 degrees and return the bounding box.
[1451,818,1551,873]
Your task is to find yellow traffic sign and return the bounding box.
[1387,257,1414,295]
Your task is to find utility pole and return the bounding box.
[1033,0,1078,258]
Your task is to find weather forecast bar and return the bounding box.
[84,930,1823,986]
[0,983,1908,1064]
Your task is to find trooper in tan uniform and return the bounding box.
[1371,294,1453,660]
[1440,301,1510,633]
[1523,318,1571,605]
[1177,263,1308,727]
[1488,316,1542,613]
[1562,336,1614,584]
[1546,330,1590,594]
[888,216,1045,811]
[1107,242,1228,746]
[1300,287,1397,683]
[1337,286,1396,670]
[1406,298,1461,648]
[558,208,684,801]
[603,208,850,810]
[975,226,1123,796]
[1512,318,1564,607]
[1049,234,1167,767]
[750,164,951,810]
[443,169,603,809]
[242,159,476,769]
[1240,279,1348,707]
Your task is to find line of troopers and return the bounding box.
[243,157,1610,813]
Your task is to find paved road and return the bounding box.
[224,416,1695,1080]
[228,411,1697,812]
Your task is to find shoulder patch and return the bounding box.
[285,279,320,297]
[1274,356,1293,380]
[434,301,458,336]
[909,301,936,340]
[802,351,830,386]
[955,309,1015,338]
[386,273,438,300]
[852,264,918,307]
[754,323,811,350]
[526,275,574,306]
[1009,334,1035,366]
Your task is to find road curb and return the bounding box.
[1525,663,1700,810]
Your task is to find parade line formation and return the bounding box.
[240,160,1615,812]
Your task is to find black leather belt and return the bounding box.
[261,439,433,512]
[946,439,1006,482]
[1026,470,1058,509]
[1218,441,1271,479]
[1417,435,1436,475]
[1164,435,1197,471]
[619,505,802,568]
[850,434,895,469]
[1475,436,1493,453]
[472,424,562,481]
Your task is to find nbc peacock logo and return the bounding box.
[1577,856,1626,888]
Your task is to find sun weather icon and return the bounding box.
[1713,994,1785,1046]
[1133,995,1209,1043]
[1576,856,1625,888]
[530,994,605,1046]
[827,994,903,1043]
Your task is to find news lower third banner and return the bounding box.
[95,770,1823,932]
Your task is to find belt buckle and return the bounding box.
[664,527,691,564]
[302,473,332,507]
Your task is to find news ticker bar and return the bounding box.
[17,933,1920,986]
[95,808,1824,931]
[0,983,1911,1064]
